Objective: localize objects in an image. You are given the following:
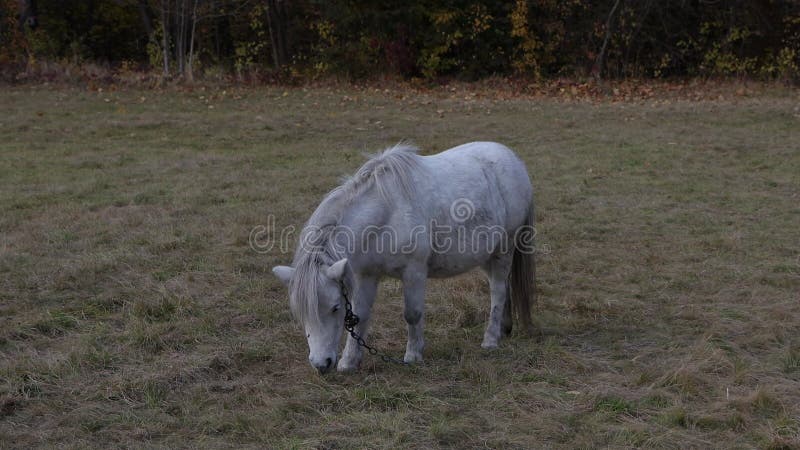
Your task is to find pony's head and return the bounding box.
[272,258,348,374]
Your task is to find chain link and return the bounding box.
[340,281,408,365]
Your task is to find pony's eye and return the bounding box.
[331,304,340,314]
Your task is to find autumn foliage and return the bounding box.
[1,0,799,83]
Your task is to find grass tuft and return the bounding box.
[142,380,169,409]
[594,395,636,415]
[783,347,800,374]
[660,407,689,428]
[32,311,79,336]
[132,296,179,322]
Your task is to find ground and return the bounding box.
[0,83,799,449]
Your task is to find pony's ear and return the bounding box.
[272,266,295,286]
[325,258,348,281]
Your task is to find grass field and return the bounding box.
[1,84,799,448]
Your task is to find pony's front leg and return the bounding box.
[337,275,378,372]
[482,255,512,349]
[402,267,427,363]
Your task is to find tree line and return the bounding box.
[2,0,799,82]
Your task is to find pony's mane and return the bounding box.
[289,143,423,324]
[288,224,342,325]
[334,142,421,204]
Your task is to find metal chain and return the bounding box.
[340,281,408,365]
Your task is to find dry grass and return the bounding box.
[1,84,799,448]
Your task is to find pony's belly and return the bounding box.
[427,267,474,278]
[426,254,487,278]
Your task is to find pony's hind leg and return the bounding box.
[501,281,513,336]
[402,267,427,363]
[482,255,513,349]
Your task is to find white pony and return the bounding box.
[273,142,536,373]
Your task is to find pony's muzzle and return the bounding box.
[310,356,335,374]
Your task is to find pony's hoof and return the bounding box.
[336,360,359,372]
[403,351,423,363]
[481,340,499,350]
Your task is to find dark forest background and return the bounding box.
[2,0,799,82]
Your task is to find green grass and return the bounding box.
[1,84,799,448]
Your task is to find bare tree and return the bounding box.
[186,0,198,81]
[160,0,170,76]
[593,0,622,82]
[265,0,288,67]
[143,0,269,79]
[152,0,199,79]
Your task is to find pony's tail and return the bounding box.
[511,204,536,335]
